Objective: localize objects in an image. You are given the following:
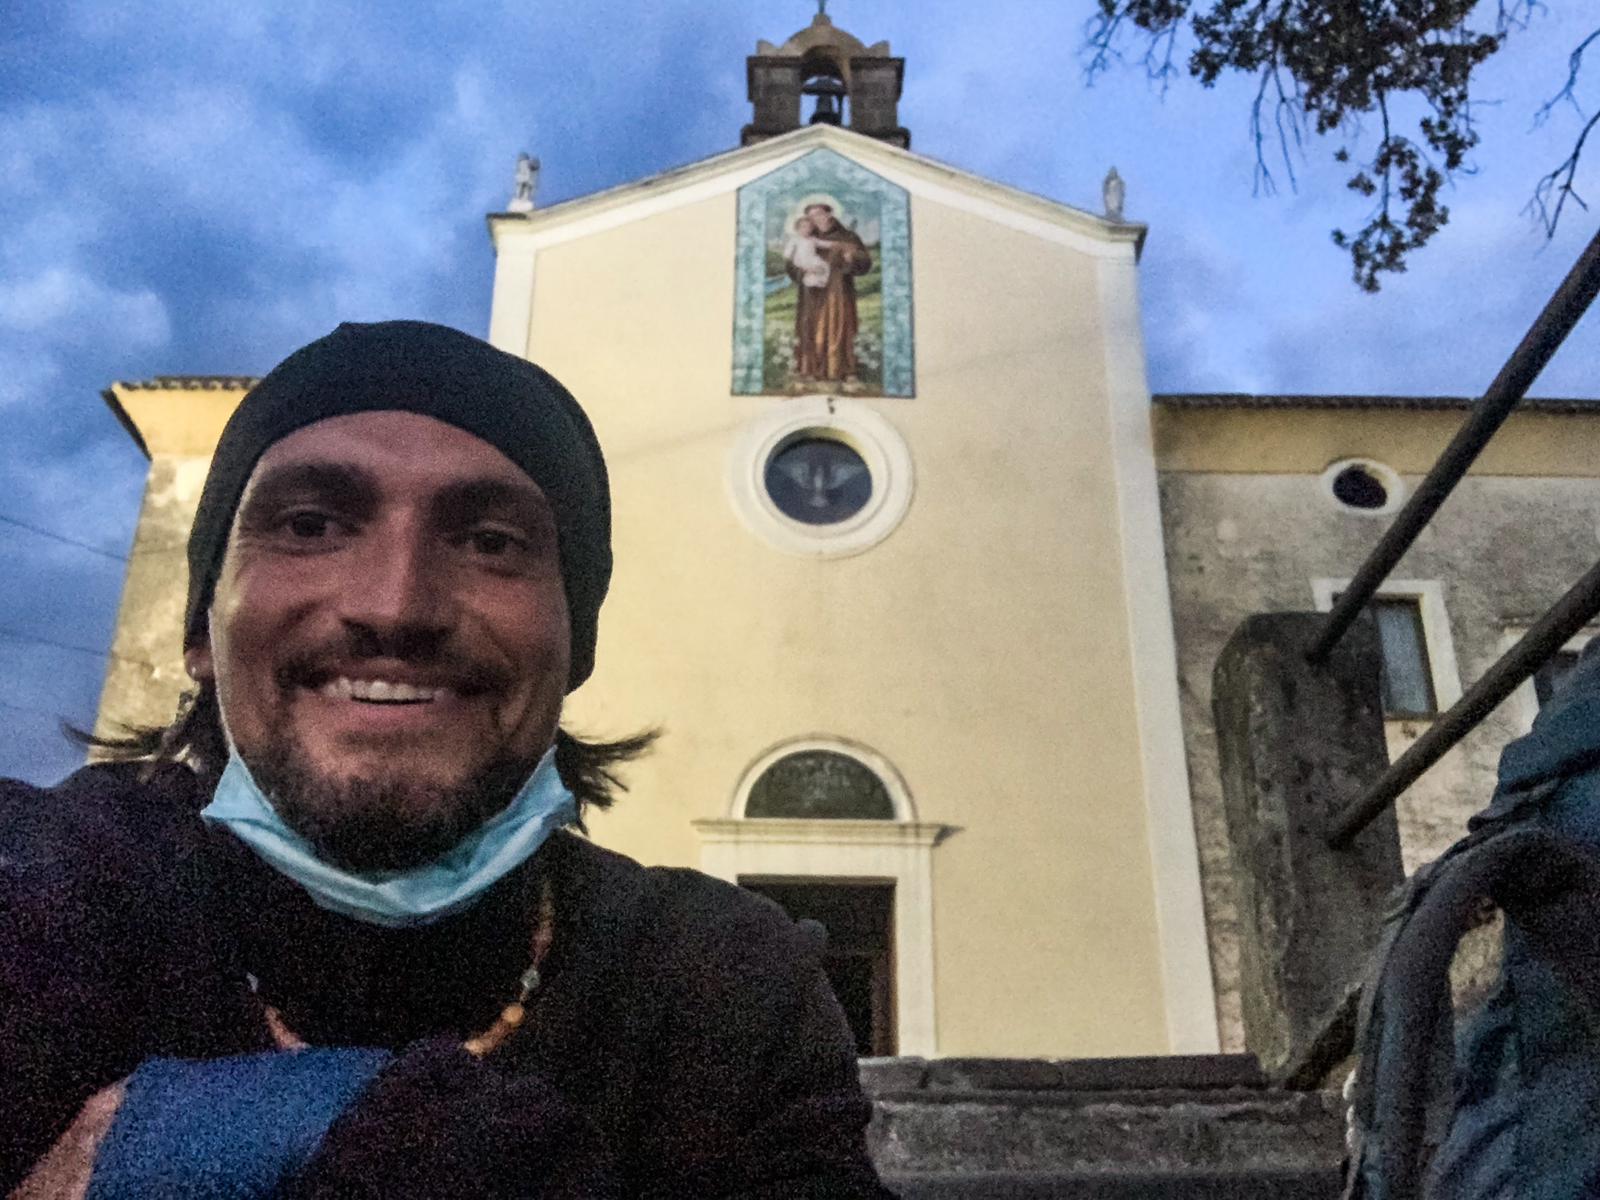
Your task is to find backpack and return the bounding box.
[1345,642,1600,1200]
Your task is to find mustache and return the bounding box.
[272,637,511,695]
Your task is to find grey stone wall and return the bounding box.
[1160,470,1600,1050]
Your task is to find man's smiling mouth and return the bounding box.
[317,677,451,704]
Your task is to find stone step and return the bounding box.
[869,1089,1344,1176]
[863,1054,1272,1095]
[862,1056,1345,1183]
[882,1166,1342,1198]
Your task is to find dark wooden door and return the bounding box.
[740,879,896,1056]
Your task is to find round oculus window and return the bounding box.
[728,396,913,557]
[1321,458,1403,516]
[763,435,873,526]
[1331,464,1389,510]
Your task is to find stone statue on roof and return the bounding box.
[508,153,540,213]
[1103,167,1126,223]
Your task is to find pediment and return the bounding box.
[489,125,1144,261]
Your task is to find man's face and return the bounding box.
[806,205,837,233]
[187,411,571,870]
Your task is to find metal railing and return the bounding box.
[1311,227,1600,847]
[1327,560,1600,847]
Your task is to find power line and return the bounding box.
[0,513,126,563]
[0,626,153,669]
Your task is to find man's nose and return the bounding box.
[339,520,453,641]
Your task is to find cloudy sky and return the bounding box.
[4,0,1598,784]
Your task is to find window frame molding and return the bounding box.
[1320,458,1406,517]
[726,396,914,558]
[732,735,917,821]
[691,818,951,1057]
[1311,578,1464,715]
[691,735,953,1056]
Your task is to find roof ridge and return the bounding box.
[1153,393,1600,412]
[112,376,260,390]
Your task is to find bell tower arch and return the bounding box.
[742,7,909,148]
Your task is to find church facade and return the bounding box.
[94,14,1600,1061]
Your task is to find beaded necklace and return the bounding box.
[260,876,556,1059]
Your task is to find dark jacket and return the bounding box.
[0,762,892,1197]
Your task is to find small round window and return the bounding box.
[1321,458,1404,516]
[728,397,913,557]
[745,749,895,820]
[763,435,872,526]
[1332,465,1388,509]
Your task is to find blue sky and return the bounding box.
[4,0,1599,784]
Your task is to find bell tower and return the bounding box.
[741,6,909,149]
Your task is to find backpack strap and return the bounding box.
[1345,827,1600,1199]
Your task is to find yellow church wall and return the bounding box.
[513,184,1174,1056]
[1154,405,1600,476]
[94,383,250,744]
[107,383,249,460]
[94,452,213,739]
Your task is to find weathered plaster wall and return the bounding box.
[93,382,249,743]
[94,454,211,739]
[1159,463,1600,1050]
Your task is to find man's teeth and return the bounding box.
[316,678,446,703]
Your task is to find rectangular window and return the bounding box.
[1372,597,1437,717]
[1332,593,1437,716]
[1318,580,1459,718]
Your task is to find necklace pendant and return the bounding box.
[463,877,554,1059]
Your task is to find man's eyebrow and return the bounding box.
[431,478,554,528]
[238,461,380,520]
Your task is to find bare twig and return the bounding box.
[1083,2,1188,89]
[1376,93,1395,225]
[1272,63,1304,188]
[1497,0,1546,35]
[1533,27,1600,128]
[1145,20,1181,94]
[1528,108,1600,235]
[1526,25,1600,237]
[1251,67,1280,196]
[1082,8,1126,82]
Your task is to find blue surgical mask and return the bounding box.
[201,747,576,927]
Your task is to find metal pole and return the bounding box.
[1307,228,1600,665]
[1328,556,1600,848]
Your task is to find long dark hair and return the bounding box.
[72,680,657,819]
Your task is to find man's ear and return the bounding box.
[184,641,214,683]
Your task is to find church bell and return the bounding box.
[804,75,846,126]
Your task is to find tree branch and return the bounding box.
[1497,0,1546,34]
[1526,24,1600,238]
[1082,7,1128,82]
[1533,26,1600,128]
[1082,0,1519,289]
[1082,1,1190,88]
[1528,107,1600,236]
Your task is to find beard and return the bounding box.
[248,741,541,873]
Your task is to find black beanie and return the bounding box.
[185,320,610,690]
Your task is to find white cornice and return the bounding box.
[487,125,1145,260]
[691,818,957,847]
